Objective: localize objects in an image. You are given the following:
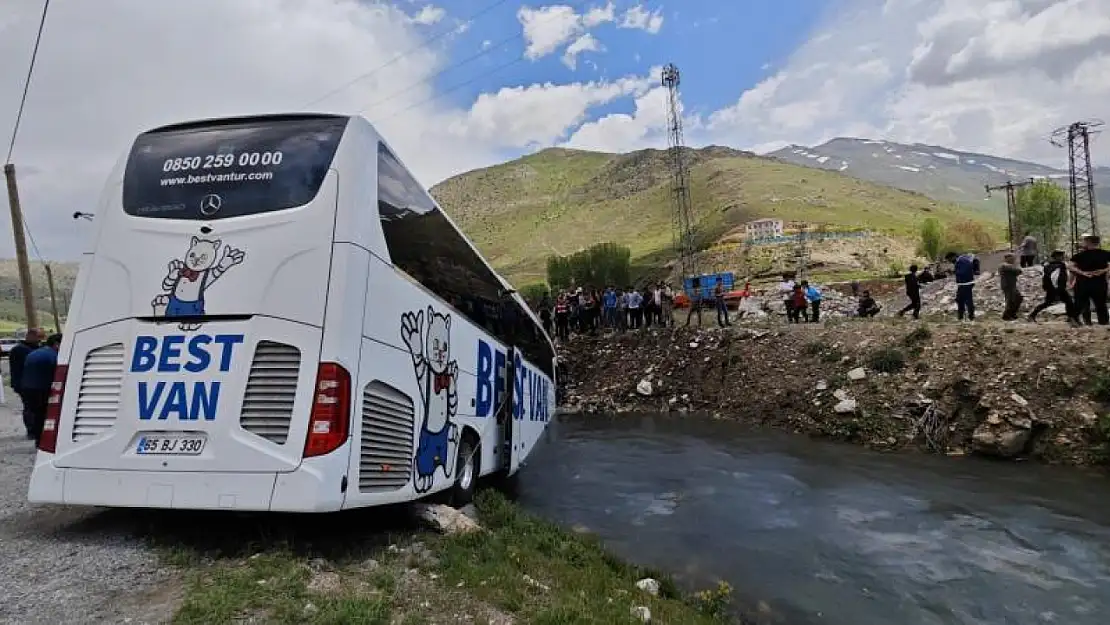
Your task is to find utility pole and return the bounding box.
[43,263,61,333]
[793,222,810,280]
[985,178,1035,249]
[4,164,38,331]
[1051,120,1103,252]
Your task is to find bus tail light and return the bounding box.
[38,364,69,454]
[304,362,351,458]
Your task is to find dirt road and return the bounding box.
[0,393,181,625]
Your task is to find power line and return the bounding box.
[374,51,527,123]
[6,0,51,164]
[301,0,516,109]
[359,29,531,116]
[358,0,589,117]
[5,0,51,267]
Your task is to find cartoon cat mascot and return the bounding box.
[152,236,245,331]
[400,307,460,493]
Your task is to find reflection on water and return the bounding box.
[517,414,1110,625]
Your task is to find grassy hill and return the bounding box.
[0,260,79,333]
[432,146,1002,286]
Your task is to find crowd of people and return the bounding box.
[532,233,1110,347]
[536,279,746,342]
[8,328,63,446]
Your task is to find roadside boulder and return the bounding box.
[630,606,652,623]
[413,503,481,534]
[636,379,654,396]
[847,367,867,381]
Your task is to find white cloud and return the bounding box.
[455,72,655,148]
[517,3,615,60]
[563,85,670,151]
[700,0,1110,169]
[0,0,648,260]
[619,4,664,34]
[410,4,445,25]
[562,33,605,69]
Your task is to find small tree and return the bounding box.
[545,242,632,291]
[519,283,550,305]
[943,219,995,255]
[1015,180,1068,253]
[918,217,944,261]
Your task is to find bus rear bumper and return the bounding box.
[27,454,345,512]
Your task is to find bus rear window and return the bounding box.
[121,116,349,220]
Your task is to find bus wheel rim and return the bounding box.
[460,447,475,490]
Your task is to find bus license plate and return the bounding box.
[135,434,206,456]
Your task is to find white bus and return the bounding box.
[27,113,556,512]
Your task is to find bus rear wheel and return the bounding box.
[450,437,478,508]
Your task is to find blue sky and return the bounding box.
[414,0,830,121]
[1,0,1109,258]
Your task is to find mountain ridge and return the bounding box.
[768,137,1110,214]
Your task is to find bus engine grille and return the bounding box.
[72,342,125,442]
[239,341,301,445]
[359,381,415,492]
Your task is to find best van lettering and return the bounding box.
[131,333,243,421]
[138,380,221,421]
[131,333,245,373]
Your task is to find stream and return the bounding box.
[517,414,1110,625]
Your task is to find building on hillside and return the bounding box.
[744,218,784,239]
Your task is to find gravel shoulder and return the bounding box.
[0,391,182,625]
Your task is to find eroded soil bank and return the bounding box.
[558,319,1110,467]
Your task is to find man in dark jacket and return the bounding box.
[897,265,922,319]
[1068,234,1110,326]
[946,252,977,321]
[998,253,1023,320]
[1029,250,1077,325]
[8,328,41,439]
[22,333,61,446]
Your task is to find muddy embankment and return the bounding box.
[558,320,1110,467]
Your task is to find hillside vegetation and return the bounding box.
[432,146,1000,286]
[0,260,78,332]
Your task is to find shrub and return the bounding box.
[867,347,906,373]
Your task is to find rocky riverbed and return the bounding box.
[558,319,1110,467]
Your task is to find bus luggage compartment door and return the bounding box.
[52,317,321,474]
[504,347,524,475]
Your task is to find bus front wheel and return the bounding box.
[451,437,478,507]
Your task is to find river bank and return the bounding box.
[162,491,733,624]
[558,319,1110,467]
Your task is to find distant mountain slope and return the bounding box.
[0,260,79,331]
[768,138,1110,216]
[432,146,997,286]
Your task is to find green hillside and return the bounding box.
[0,260,79,333]
[432,146,1002,286]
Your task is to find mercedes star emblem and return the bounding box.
[199,194,222,216]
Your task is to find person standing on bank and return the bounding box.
[1019,232,1038,268]
[8,328,41,439]
[1068,234,1110,326]
[998,253,1024,321]
[713,281,731,327]
[22,333,62,446]
[945,251,977,321]
[897,265,922,319]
